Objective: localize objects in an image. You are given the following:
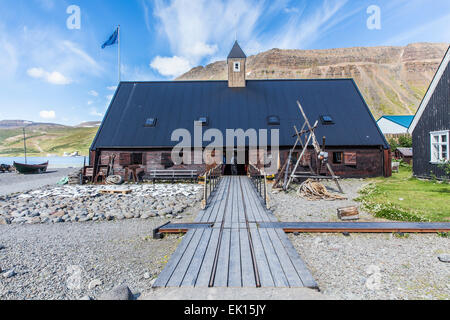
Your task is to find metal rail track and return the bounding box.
[208,177,232,288]
[239,177,261,288]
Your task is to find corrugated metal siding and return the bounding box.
[412,62,450,178]
[91,79,389,150]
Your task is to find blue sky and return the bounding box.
[0,0,449,125]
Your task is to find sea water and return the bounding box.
[0,156,87,169]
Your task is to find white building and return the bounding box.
[377,115,414,134]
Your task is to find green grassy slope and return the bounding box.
[0,126,98,157]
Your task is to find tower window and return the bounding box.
[234,62,241,72]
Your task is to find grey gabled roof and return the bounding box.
[396,148,413,157]
[91,79,389,150]
[409,45,450,133]
[227,41,247,59]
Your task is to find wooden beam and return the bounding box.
[259,222,450,233]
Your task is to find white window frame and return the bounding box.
[430,130,449,164]
[233,62,241,72]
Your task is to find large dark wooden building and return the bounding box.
[409,46,450,179]
[90,41,391,179]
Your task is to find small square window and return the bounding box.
[333,152,343,164]
[267,115,280,126]
[430,131,450,163]
[234,62,241,72]
[321,115,334,125]
[145,118,157,127]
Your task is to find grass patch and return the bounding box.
[0,126,98,156]
[356,165,450,222]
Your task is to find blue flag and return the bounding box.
[101,28,118,49]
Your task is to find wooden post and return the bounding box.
[337,206,359,220]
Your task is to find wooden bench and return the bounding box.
[146,170,199,183]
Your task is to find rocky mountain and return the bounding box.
[0,120,66,129]
[76,121,101,128]
[177,42,449,119]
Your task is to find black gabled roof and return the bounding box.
[91,79,389,150]
[227,41,247,59]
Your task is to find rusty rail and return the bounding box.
[202,164,223,209]
[248,164,270,209]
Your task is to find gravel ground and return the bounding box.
[0,168,78,196]
[270,180,450,300]
[0,214,200,300]
[270,179,377,222]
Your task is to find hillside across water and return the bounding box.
[0,121,99,157]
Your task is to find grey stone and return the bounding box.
[140,214,149,220]
[438,254,450,263]
[2,269,17,279]
[116,214,125,221]
[0,216,11,225]
[88,279,103,290]
[160,208,173,216]
[144,272,151,279]
[40,217,50,223]
[27,217,41,224]
[12,217,27,224]
[79,295,93,300]
[98,285,133,301]
[124,212,134,219]
[0,245,5,250]
[173,206,184,214]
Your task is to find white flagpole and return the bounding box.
[118,25,121,83]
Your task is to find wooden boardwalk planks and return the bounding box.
[153,176,318,288]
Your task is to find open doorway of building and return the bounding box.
[222,148,248,176]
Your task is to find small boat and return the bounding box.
[13,161,48,174]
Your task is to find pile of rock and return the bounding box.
[0,184,203,225]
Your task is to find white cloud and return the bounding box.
[150,0,267,76]
[89,90,99,97]
[89,109,104,117]
[87,101,94,105]
[62,41,101,73]
[27,67,72,85]
[148,0,352,77]
[39,110,56,119]
[0,25,19,77]
[107,86,117,91]
[269,0,349,49]
[150,56,192,77]
[106,94,114,101]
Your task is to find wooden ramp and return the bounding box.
[153,176,317,289]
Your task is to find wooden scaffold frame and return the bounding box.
[274,100,344,193]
